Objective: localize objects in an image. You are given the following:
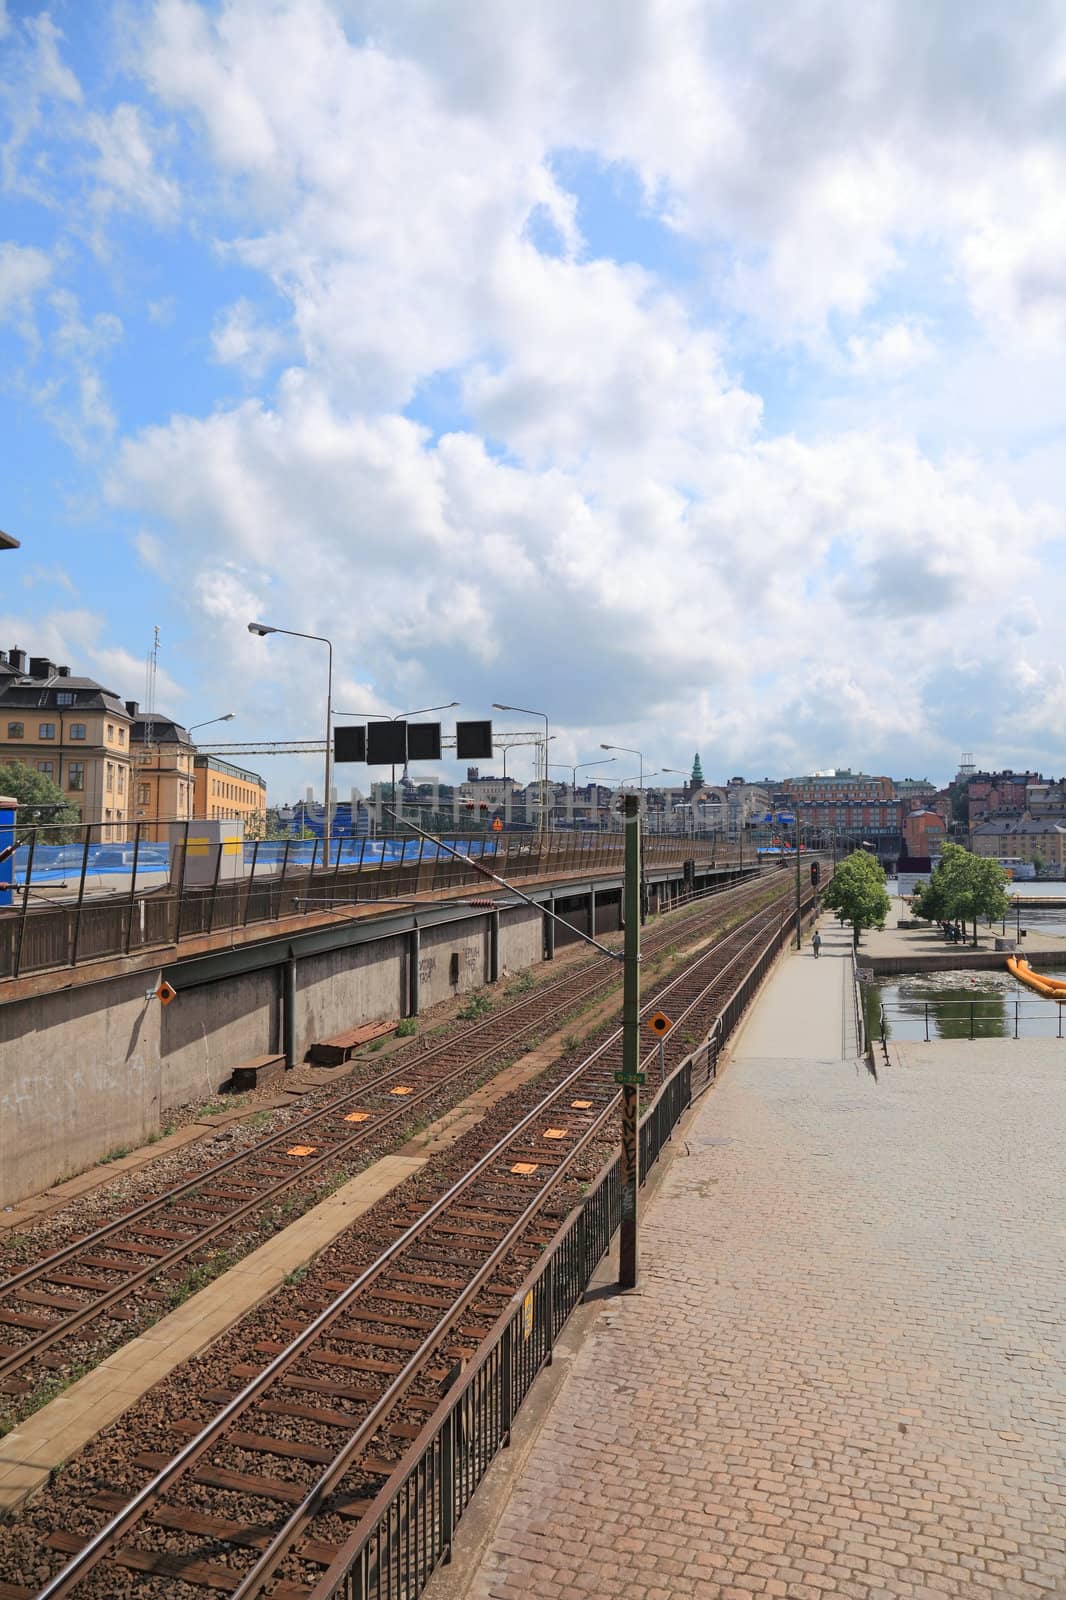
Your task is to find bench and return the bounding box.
[228,1053,287,1091]
[308,1019,398,1067]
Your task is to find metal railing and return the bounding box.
[0,821,738,983]
[879,998,1066,1043]
[315,878,816,1600]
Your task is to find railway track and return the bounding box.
[0,874,783,1408]
[20,891,796,1600]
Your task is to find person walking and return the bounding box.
[812,929,822,958]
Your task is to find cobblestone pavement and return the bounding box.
[459,927,1066,1600]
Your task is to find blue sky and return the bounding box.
[2,0,1065,799]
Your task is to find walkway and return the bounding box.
[443,917,1066,1600]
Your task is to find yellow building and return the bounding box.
[972,815,1066,871]
[194,754,267,833]
[129,707,196,841]
[0,649,132,837]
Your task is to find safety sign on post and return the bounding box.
[645,1011,673,1037]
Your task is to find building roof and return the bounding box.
[193,753,266,787]
[0,675,130,718]
[973,816,1066,835]
[131,712,193,746]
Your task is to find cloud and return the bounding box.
[84,102,179,222]
[0,240,51,345]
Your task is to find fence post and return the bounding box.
[243,838,260,927]
[1015,999,1019,1040]
[13,828,36,979]
[439,1412,455,1562]
[970,1002,974,1040]
[924,1003,929,1042]
[124,823,143,954]
[69,824,92,967]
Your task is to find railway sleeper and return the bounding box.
[225,1370,439,1411]
[46,1532,312,1598]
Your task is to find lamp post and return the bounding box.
[248,623,334,865]
[181,715,234,834]
[549,758,615,827]
[494,704,549,839]
[336,701,459,829]
[604,745,647,918]
[188,714,235,737]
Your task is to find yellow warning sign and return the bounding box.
[543,1128,567,1140]
[571,1099,593,1110]
[645,1011,673,1036]
[522,1289,534,1340]
[389,1085,414,1096]
[343,1111,371,1123]
[511,1162,539,1175]
[287,1145,317,1157]
[155,980,177,1006]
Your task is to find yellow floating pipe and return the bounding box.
[1014,957,1066,993]
[1007,956,1066,998]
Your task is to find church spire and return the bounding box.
[691,752,703,786]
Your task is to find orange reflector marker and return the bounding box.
[571,1100,593,1109]
[543,1128,567,1139]
[511,1162,539,1175]
[287,1145,317,1157]
[343,1111,371,1123]
[390,1085,414,1096]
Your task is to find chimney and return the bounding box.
[29,657,55,680]
[125,700,139,719]
[57,665,70,678]
[8,647,26,674]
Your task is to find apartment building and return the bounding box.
[972,815,1066,871]
[129,705,195,841]
[0,648,132,836]
[194,754,267,832]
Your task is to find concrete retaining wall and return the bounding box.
[0,879,660,1206]
[0,972,164,1205]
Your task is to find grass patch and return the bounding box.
[1,1362,92,1437]
[457,993,493,1021]
[396,1017,418,1037]
[147,1121,178,1145]
[167,1248,238,1307]
[100,1145,132,1164]
[283,1265,308,1287]
[247,1109,274,1129]
[504,972,536,997]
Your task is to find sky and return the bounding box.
[2,0,1065,802]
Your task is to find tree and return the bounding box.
[0,763,81,843]
[911,843,1010,945]
[821,849,890,948]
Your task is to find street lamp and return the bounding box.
[601,743,643,792]
[188,714,235,736]
[248,622,334,865]
[494,703,550,839]
[548,757,615,826]
[659,767,693,838]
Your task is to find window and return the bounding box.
[137,783,150,805]
[117,768,125,796]
[119,727,126,746]
[106,723,114,742]
[56,691,74,706]
[69,763,85,792]
[105,762,114,793]
[36,760,53,778]
[38,722,55,739]
[7,722,23,738]
[69,723,86,740]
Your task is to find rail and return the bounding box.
[0,825,734,984]
[313,877,816,1600]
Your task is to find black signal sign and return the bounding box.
[645,1011,673,1036]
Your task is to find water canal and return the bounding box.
[863,965,1066,1043]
